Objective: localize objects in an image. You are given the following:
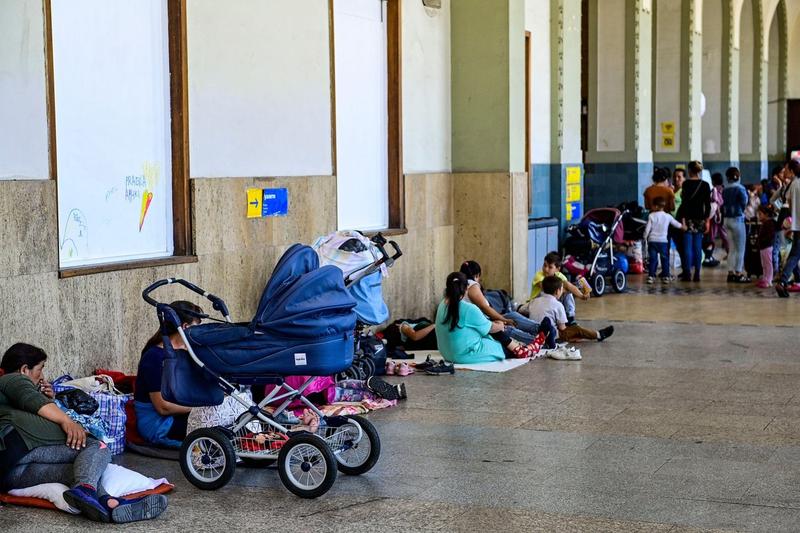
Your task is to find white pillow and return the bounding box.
[8,483,80,514]
[100,464,169,498]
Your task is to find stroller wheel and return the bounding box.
[333,415,381,476]
[591,273,606,297]
[612,270,627,293]
[277,433,337,498]
[180,427,236,490]
[360,356,376,378]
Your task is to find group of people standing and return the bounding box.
[642,158,800,295]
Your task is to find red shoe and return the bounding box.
[788,283,800,293]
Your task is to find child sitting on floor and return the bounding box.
[525,252,588,324]
[527,276,614,360]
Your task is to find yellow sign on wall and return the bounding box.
[567,183,581,203]
[566,166,581,184]
[246,188,262,218]
[661,121,675,134]
[661,134,675,149]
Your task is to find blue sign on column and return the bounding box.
[262,188,288,217]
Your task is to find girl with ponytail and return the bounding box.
[435,272,544,364]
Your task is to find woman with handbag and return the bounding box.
[676,161,712,282]
[0,343,167,523]
[134,300,203,448]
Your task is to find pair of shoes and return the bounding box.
[548,346,582,361]
[646,276,655,284]
[425,361,455,375]
[775,282,790,298]
[385,361,414,376]
[100,494,168,524]
[412,355,437,372]
[366,376,406,401]
[598,325,614,342]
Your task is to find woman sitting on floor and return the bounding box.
[0,343,166,523]
[434,272,543,364]
[134,300,202,448]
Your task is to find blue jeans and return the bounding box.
[683,231,704,278]
[648,241,670,278]
[504,311,539,334]
[537,317,558,349]
[780,232,800,285]
[724,217,746,273]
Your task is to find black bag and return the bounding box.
[55,388,99,415]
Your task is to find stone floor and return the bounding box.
[2,267,799,532]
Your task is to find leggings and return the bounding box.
[331,380,379,403]
[3,438,111,495]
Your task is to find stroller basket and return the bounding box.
[232,418,366,461]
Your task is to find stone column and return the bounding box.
[584,0,653,210]
[450,0,528,299]
[548,0,583,228]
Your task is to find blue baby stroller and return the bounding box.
[142,244,381,498]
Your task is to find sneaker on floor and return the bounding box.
[646,276,655,285]
[366,376,402,401]
[109,494,168,524]
[755,279,771,289]
[547,348,569,360]
[63,486,110,523]
[563,347,582,361]
[412,355,436,372]
[425,362,455,375]
[788,283,800,293]
[395,362,414,376]
[598,326,614,341]
[660,277,671,284]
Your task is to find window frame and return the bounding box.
[44,0,195,279]
[328,0,405,235]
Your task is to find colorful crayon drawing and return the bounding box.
[139,190,153,231]
[137,162,159,231]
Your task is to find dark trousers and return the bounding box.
[648,241,670,278]
[537,317,558,349]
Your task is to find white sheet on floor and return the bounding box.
[394,350,532,373]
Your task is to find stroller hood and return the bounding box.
[183,244,357,377]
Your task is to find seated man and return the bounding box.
[0,343,167,523]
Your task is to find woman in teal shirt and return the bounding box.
[435,272,542,363]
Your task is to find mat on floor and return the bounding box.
[0,483,173,513]
[395,350,532,373]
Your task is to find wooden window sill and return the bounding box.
[364,227,408,237]
[59,255,198,279]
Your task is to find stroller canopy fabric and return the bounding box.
[313,231,390,325]
[184,244,357,376]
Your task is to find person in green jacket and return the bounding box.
[0,343,167,523]
[434,272,543,363]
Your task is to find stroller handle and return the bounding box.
[142,278,231,321]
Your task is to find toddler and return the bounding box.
[644,197,685,283]
[755,205,777,288]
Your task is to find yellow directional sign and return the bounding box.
[247,188,262,218]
